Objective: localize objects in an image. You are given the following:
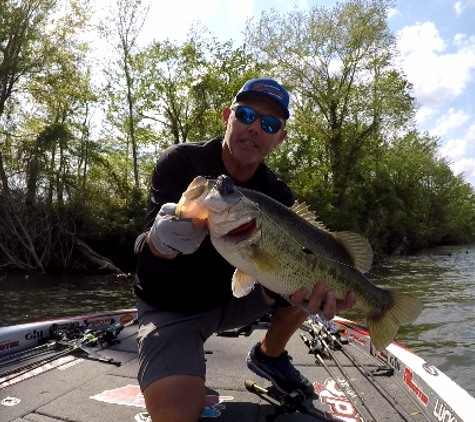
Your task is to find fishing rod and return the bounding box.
[0,342,79,388]
[304,318,424,421]
[0,341,60,367]
[300,330,379,422]
[341,331,436,421]
[0,318,134,388]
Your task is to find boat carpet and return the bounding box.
[2,322,427,422]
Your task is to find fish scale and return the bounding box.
[177,174,423,350]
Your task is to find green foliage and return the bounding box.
[1,0,475,272]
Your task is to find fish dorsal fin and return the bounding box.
[290,201,329,232]
[332,231,373,273]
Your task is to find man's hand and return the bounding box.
[148,203,208,256]
[289,282,356,319]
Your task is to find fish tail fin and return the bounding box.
[366,291,423,351]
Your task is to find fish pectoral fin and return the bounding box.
[333,231,374,273]
[366,290,423,350]
[232,269,257,298]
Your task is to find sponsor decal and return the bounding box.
[120,314,134,325]
[314,377,363,422]
[0,340,20,352]
[433,399,459,422]
[1,396,21,406]
[403,368,429,405]
[91,385,233,418]
[201,395,234,418]
[85,317,114,327]
[373,349,401,372]
[349,332,367,346]
[250,82,284,100]
[25,329,44,341]
[0,356,78,390]
[91,385,144,407]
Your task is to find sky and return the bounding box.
[128,0,475,187]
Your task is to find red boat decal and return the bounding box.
[91,385,233,418]
[403,367,429,405]
[85,317,114,327]
[314,377,363,422]
[91,385,144,407]
[0,340,20,352]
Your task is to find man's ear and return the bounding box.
[222,107,231,127]
[275,128,287,147]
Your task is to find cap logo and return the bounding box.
[250,82,284,100]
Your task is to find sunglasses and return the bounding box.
[232,106,283,134]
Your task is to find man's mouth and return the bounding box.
[241,139,256,148]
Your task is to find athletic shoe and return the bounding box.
[246,342,315,396]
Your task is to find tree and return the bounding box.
[246,0,414,212]
[0,0,94,271]
[134,28,269,150]
[98,0,150,190]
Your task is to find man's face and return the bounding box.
[222,96,287,168]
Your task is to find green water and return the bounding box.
[1,245,474,396]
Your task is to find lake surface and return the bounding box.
[1,244,474,396]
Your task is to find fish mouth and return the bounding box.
[225,219,257,237]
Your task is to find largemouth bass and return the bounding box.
[177,175,423,350]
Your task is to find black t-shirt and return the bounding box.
[134,138,295,314]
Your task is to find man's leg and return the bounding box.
[142,375,205,422]
[245,287,316,396]
[259,305,308,357]
[137,298,211,422]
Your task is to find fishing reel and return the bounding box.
[245,380,329,421]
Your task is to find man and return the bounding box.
[134,78,356,422]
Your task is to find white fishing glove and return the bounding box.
[149,203,208,255]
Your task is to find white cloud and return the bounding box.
[454,1,465,17]
[450,158,475,179]
[415,106,437,124]
[440,137,469,159]
[439,122,475,183]
[465,122,475,140]
[398,21,445,54]
[397,22,475,108]
[227,0,255,26]
[431,108,471,136]
[140,1,220,43]
[387,8,401,19]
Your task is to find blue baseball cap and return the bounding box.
[234,78,290,119]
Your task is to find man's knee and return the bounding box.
[143,375,205,422]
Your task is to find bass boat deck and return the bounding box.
[1,309,473,422]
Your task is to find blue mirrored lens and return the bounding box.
[234,106,282,134]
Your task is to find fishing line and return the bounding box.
[344,339,433,420]
[309,319,415,421]
[300,331,378,422]
[237,192,391,285]
[238,194,364,269]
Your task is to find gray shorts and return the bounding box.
[136,288,271,391]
